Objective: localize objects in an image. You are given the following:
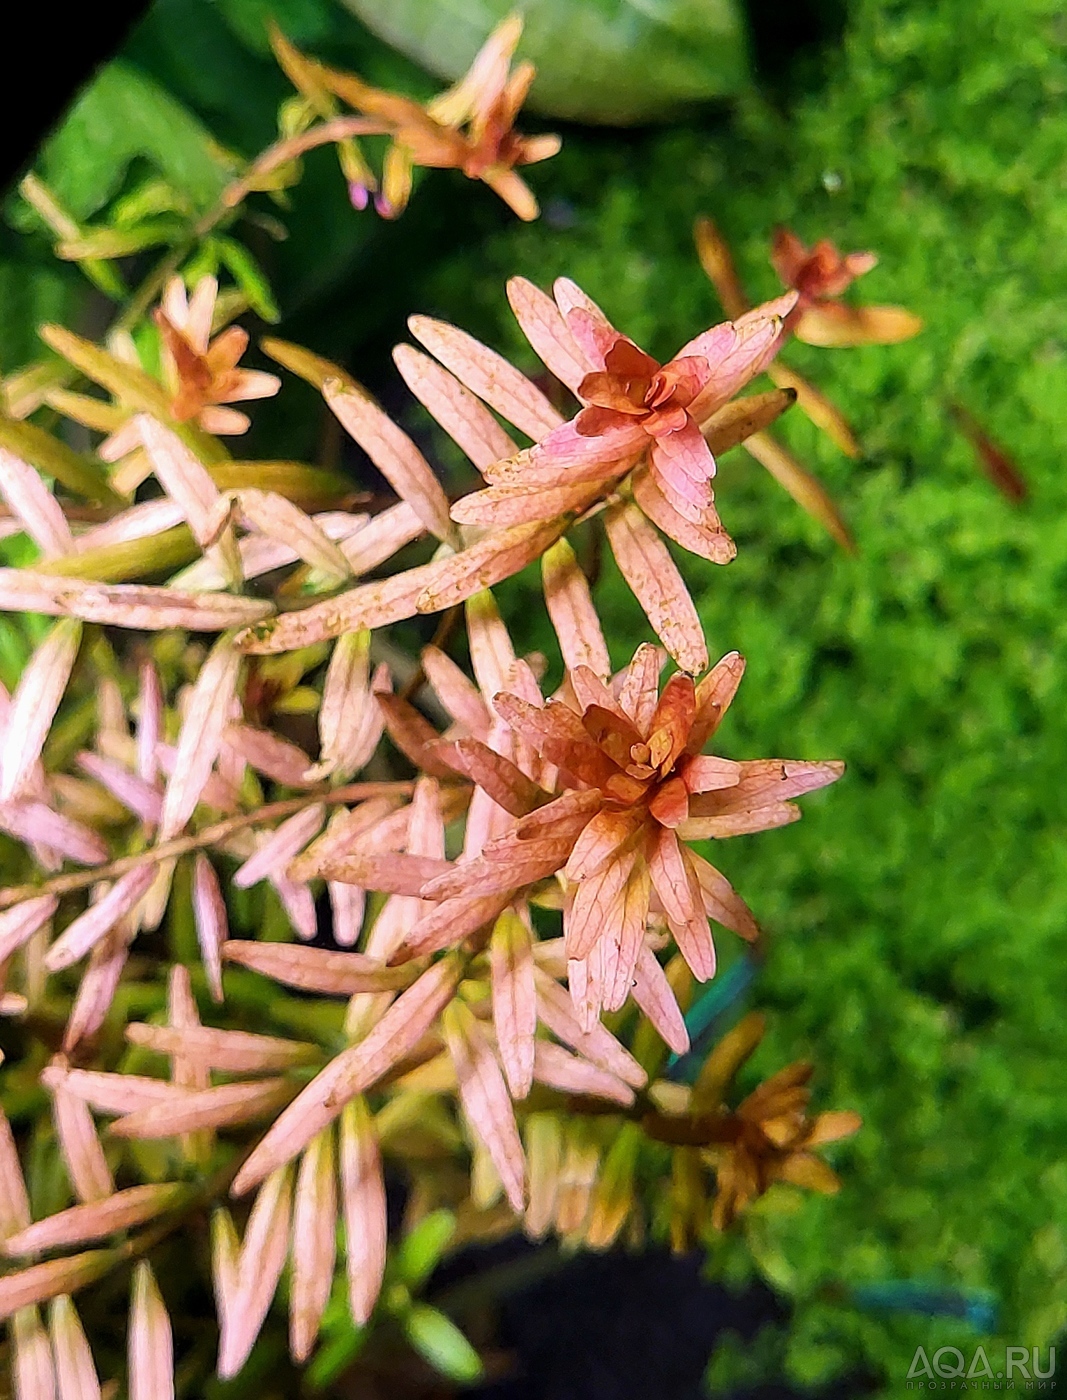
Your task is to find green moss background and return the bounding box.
[7,0,1067,1391]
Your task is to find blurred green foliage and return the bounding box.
[4,0,1067,1392]
[343,0,749,124]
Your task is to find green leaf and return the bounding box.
[56,219,183,262]
[213,236,281,323]
[395,1208,456,1290]
[402,1304,483,1384]
[339,0,749,125]
[33,62,232,221]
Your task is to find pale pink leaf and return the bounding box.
[271,872,319,941]
[450,479,600,527]
[223,725,314,789]
[339,500,425,576]
[0,619,81,802]
[231,956,462,1196]
[0,1104,30,1241]
[76,752,161,825]
[51,1086,113,1203]
[444,1000,525,1211]
[490,907,536,1099]
[233,806,325,889]
[39,1066,174,1116]
[0,896,58,964]
[553,277,617,367]
[421,645,490,737]
[648,828,716,981]
[45,864,155,973]
[563,846,639,962]
[61,927,132,1052]
[603,503,708,675]
[220,940,412,994]
[324,380,453,543]
[0,447,74,557]
[533,968,646,1089]
[126,1022,317,1075]
[192,854,226,1002]
[0,802,105,866]
[329,880,365,949]
[233,488,352,579]
[74,499,185,554]
[392,344,517,474]
[416,519,567,615]
[531,1040,634,1106]
[312,629,376,783]
[6,1184,183,1256]
[158,633,241,840]
[542,538,611,679]
[0,573,273,631]
[108,1079,292,1139]
[631,944,690,1054]
[218,1167,293,1380]
[506,277,592,393]
[129,1262,174,1400]
[615,642,663,734]
[407,315,562,441]
[340,1097,386,1325]
[135,415,220,546]
[466,589,516,702]
[49,1295,100,1400]
[0,1256,110,1323]
[14,1305,57,1399]
[290,1129,337,1362]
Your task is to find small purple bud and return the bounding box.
[374,194,396,219]
[348,181,369,211]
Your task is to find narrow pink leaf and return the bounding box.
[192,855,226,1002]
[392,343,517,474]
[450,479,599,527]
[603,503,708,675]
[444,1000,525,1212]
[73,499,184,554]
[648,828,716,981]
[231,956,462,1196]
[126,1022,317,1073]
[532,1041,634,1106]
[233,805,325,889]
[438,738,546,816]
[39,1066,173,1116]
[324,380,453,543]
[135,415,220,546]
[49,1294,100,1400]
[313,629,374,783]
[45,864,155,972]
[61,926,132,1051]
[158,633,241,840]
[506,277,592,393]
[76,752,161,825]
[0,1105,30,1241]
[0,619,81,802]
[421,645,490,737]
[407,315,562,441]
[340,1097,386,1325]
[688,651,745,752]
[0,896,58,964]
[108,1079,293,1139]
[218,1167,293,1380]
[329,880,364,949]
[129,1262,174,1400]
[394,891,512,958]
[321,851,450,896]
[490,907,536,1099]
[615,642,663,734]
[0,573,274,631]
[599,860,652,1013]
[0,447,74,557]
[220,940,413,994]
[465,589,516,703]
[51,1085,113,1203]
[339,500,424,576]
[631,944,690,1054]
[234,488,352,579]
[13,1305,56,1399]
[5,1184,183,1256]
[553,277,617,367]
[0,1255,111,1323]
[415,518,567,615]
[0,801,106,866]
[289,1129,337,1362]
[686,851,760,941]
[564,846,639,962]
[631,468,735,564]
[223,725,314,789]
[542,538,611,679]
[533,969,646,1089]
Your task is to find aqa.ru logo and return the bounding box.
[907,1346,1057,1389]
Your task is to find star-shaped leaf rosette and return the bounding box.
[240,276,799,674]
